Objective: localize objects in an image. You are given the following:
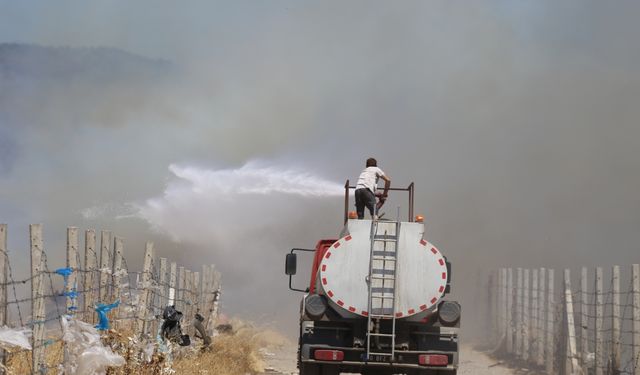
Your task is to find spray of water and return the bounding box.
[134,161,343,245]
[165,162,344,197]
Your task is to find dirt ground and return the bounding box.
[261,343,517,375]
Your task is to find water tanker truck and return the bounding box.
[285,182,460,375]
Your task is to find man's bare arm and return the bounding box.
[381,174,391,197]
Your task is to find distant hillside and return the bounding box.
[0,44,178,134]
[0,43,172,84]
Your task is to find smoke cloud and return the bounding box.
[2,1,640,337]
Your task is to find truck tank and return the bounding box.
[316,219,448,321]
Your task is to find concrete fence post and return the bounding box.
[30,224,46,373]
[523,268,530,362]
[488,271,496,341]
[201,265,209,315]
[564,269,579,374]
[595,267,604,375]
[169,262,177,305]
[98,230,112,303]
[159,258,168,308]
[63,227,79,367]
[193,271,200,337]
[506,267,514,354]
[112,237,124,329]
[66,227,79,314]
[546,269,555,374]
[632,264,640,375]
[500,268,508,347]
[83,229,97,323]
[538,267,546,367]
[177,266,185,313]
[0,224,8,370]
[211,270,221,324]
[149,258,159,338]
[136,242,154,337]
[206,267,222,333]
[532,268,538,362]
[184,269,192,336]
[612,265,621,373]
[194,271,200,314]
[516,267,523,358]
[189,271,196,332]
[580,267,588,371]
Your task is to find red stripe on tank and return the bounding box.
[431,248,437,254]
[348,306,356,312]
[420,304,427,311]
[333,242,340,248]
[345,235,352,241]
[337,300,344,306]
[325,252,331,259]
[431,297,438,304]
[439,259,445,266]
[327,290,334,297]
[408,309,415,315]
[322,278,327,285]
[322,265,326,271]
[420,239,427,246]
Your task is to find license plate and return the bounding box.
[368,354,390,362]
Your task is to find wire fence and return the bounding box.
[0,224,222,374]
[487,265,640,375]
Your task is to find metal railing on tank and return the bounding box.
[343,180,415,224]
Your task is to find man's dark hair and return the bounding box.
[366,158,377,167]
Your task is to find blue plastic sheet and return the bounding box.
[55,267,78,314]
[95,301,119,331]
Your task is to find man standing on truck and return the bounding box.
[355,158,391,220]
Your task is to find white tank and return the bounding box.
[317,219,448,320]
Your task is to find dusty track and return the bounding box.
[261,344,516,374]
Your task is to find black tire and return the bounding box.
[299,363,320,375]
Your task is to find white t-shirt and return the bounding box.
[356,167,386,192]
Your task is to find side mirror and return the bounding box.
[285,253,297,275]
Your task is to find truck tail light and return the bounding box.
[314,350,344,361]
[418,354,448,366]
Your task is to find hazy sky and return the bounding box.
[1,1,640,336]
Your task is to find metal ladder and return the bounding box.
[365,219,400,361]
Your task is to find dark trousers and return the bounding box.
[355,188,376,219]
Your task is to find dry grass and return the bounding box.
[2,320,284,375]
[173,332,264,374]
[4,339,64,374]
[172,321,289,375]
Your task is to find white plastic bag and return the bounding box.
[61,316,125,374]
[0,325,32,350]
[75,346,125,375]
